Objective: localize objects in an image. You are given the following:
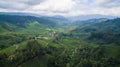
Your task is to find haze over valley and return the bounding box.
[0,0,120,67]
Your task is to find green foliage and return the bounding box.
[88,32,120,45]
[0,15,56,27]
[0,35,25,49]
[0,14,120,67]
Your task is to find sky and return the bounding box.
[0,0,120,16]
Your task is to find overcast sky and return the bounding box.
[0,0,120,16]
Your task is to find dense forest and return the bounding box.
[0,14,120,67]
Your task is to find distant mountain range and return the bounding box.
[66,14,118,21]
[0,12,119,33]
[0,12,118,21]
[0,12,42,17]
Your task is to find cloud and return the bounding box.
[92,0,120,8]
[0,0,45,10]
[0,0,120,16]
[0,0,29,10]
[26,0,75,12]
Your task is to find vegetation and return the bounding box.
[0,14,120,67]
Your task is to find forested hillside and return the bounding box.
[0,13,120,67]
[72,18,120,45]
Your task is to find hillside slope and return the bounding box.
[72,18,120,45]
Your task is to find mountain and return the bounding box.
[73,18,120,33]
[0,14,57,26]
[0,12,42,17]
[70,18,108,26]
[0,14,59,34]
[1,12,118,27]
[0,12,120,67]
[67,14,118,21]
[72,18,120,45]
[0,12,72,27]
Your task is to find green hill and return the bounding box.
[72,18,120,45]
[0,13,120,67]
[72,18,120,33]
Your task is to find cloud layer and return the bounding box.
[0,0,120,16]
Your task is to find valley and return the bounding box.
[0,13,120,67]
